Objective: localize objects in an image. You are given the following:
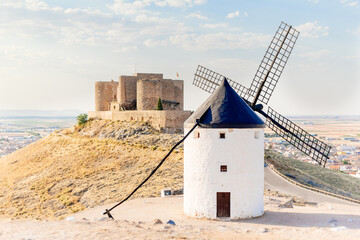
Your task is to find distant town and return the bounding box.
[265,135,360,176]
[0,127,58,157]
[0,117,75,158]
[1,116,360,178]
[265,116,360,178]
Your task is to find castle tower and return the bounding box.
[183,79,265,219]
[95,81,118,111]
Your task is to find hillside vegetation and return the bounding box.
[1,119,359,220]
[266,149,360,201]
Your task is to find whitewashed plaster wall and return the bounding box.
[184,127,264,219]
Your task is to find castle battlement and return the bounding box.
[90,73,191,132]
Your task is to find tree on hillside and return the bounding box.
[157,98,163,110]
[77,113,88,125]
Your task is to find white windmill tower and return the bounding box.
[184,78,265,219]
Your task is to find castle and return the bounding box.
[88,73,192,131]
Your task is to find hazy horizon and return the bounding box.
[1,109,360,119]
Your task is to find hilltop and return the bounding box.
[0,119,359,220]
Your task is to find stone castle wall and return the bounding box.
[95,81,118,111]
[137,79,183,111]
[93,73,188,130]
[118,76,138,110]
[117,73,167,110]
[88,110,192,132]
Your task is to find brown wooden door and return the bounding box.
[217,192,230,217]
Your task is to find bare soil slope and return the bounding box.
[0,120,184,220]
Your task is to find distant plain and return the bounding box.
[266,116,360,146]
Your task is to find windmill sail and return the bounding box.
[191,22,332,166]
[248,22,299,105]
[263,107,331,166]
[193,65,250,99]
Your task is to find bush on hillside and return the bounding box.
[77,113,88,126]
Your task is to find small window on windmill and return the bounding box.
[254,131,260,139]
[219,132,225,139]
[220,165,227,172]
[194,131,200,138]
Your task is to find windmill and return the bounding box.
[103,22,332,220]
[192,22,331,167]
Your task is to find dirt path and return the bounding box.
[1,195,360,240]
[264,166,357,205]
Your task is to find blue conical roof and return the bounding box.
[184,78,265,128]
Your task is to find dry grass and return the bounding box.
[0,120,184,220]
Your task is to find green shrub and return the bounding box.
[77,113,88,126]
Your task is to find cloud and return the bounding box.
[353,26,360,35]
[0,45,50,63]
[25,0,50,11]
[308,0,320,4]
[340,0,359,7]
[144,32,270,51]
[115,46,139,52]
[0,18,57,39]
[135,14,166,23]
[0,1,188,48]
[155,0,207,7]
[0,0,23,8]
[187,12,208,20]
[0,0,267,54]
[107,0,150,15]
[64,8,111,17]
[108,0,207,15]
[201,23,227,29]
[0,0,63,11]
[134,15,189,36]
[194,0,207,4]
[296,21,329,38]
[226,10,240,19]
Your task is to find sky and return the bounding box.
[0,0,359,116]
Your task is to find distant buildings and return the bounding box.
[0,127,60,158]
[265,135,360,177]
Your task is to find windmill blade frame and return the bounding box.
[260,106,331,166]
[191,22,332,166]
[248,22,299,106]
[193,65,250,100]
